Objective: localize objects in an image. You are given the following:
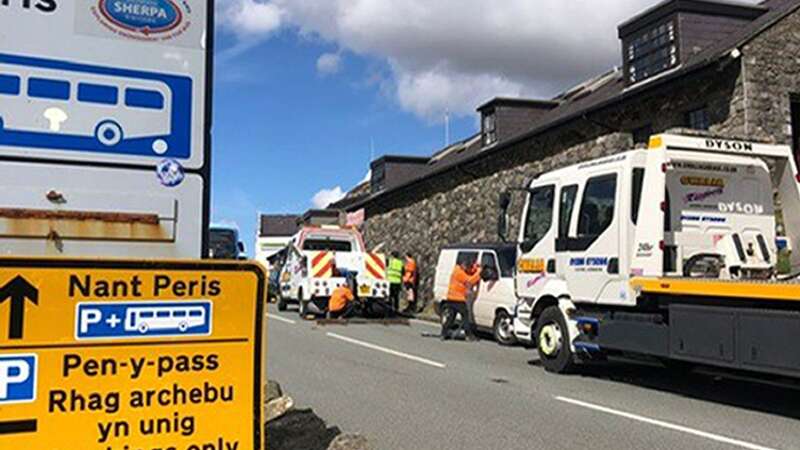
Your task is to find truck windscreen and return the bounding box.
[208,230,239,259]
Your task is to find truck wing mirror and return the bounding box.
[498,191,511,242]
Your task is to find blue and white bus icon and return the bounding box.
[0,53,192,159]
[76,301,212,339]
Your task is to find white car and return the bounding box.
[433,244,527,345]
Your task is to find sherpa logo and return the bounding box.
[705,139,754,152]
[99,0,182,35]
[718,202,764,215]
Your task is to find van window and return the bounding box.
[559,185,578,237]
[631,168,645,224]
[456,251,479,268]
[578,174,617,237]
[481,252,499,277]
[524,185,555,245]
[0,74,20,95]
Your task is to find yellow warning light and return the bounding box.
[648,136,663,150]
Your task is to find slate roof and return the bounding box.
[344,0,800,211]
[259,214,300,237]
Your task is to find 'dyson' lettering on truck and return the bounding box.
[718,202,765,215]
[705,139,754,152]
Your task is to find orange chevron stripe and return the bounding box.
[313,261,334,278]
[368,253,386,270]
[311,251,329,267]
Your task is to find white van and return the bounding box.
[433,244,524,345]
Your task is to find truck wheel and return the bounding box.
[493,311,517,346]
[299,300,308,317]
[536,306,575,373]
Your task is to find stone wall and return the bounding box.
[741,6,800,144]
[358,8,800,312]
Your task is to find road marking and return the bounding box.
[326,332,446,369]
[555,396,778,450]
[266,313,296,325]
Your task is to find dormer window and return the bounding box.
[483,112,497,146]
[626,20,677,84]
[371,163,386,193]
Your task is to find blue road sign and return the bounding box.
[76,301,212,339]
[0,354,37,405]
[0,53,192,159]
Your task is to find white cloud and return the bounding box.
[311,186,346,209]
[218,0,283,35]
[216,0,283,60]
[317,53,343,76]
[219,0,761,120]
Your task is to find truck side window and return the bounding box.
[578,174,617,237]
[523,185,555,245]
[631,168,645,224]
[559,185,578,237]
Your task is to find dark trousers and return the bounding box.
[389,283,402,313]
[403,281,418,312]
[441,301,476,338]
[329,302,357,319]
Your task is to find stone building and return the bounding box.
[332,0,800,311]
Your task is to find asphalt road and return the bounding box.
[265,304,800,450]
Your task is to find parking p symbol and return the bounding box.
[0,355,36,403]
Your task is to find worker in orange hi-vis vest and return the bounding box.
[328,273,357,319]
[442,256,481,341]
[402,252,419,314]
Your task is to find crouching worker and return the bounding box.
[329,273,357,319]
[441,256,481,341]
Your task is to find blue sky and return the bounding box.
[210,0,746,252]
[211,24,476,249]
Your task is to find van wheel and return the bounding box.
[493,311,517,346]
[536,306,575,373]
[277,297,288,311]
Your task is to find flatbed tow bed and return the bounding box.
[631,277,800,302]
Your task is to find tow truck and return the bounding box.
[499,133,800,378]
[278,222,389,317]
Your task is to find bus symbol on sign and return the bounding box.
[76,301,212,339]
[0,354,37,405]
[0,52,192,160]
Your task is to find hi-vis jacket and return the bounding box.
[388,258,404,284]
[447,265,481,302]
[329,286,355,313]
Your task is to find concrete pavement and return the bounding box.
[265,304,800,450]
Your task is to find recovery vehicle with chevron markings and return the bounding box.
[277,224,390,317]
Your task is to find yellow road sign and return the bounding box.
[0,258,265,450]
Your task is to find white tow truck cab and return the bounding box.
[278,224,389,316]
[501,133,800,377]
